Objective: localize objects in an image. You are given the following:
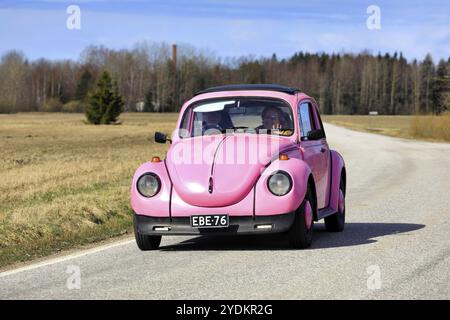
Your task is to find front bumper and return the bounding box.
[134,212,295,236]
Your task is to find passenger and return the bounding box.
[258,106,284,130]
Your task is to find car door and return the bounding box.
[298,101,330,209]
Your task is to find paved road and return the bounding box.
[1,124,449,299]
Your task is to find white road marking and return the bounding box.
[0,238,135,278]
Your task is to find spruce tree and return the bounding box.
[85,71,124,124]
[75,69,94,101]
[432,61,450,115]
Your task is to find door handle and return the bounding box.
[320,147,327,153]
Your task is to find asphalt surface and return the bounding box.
[1,124,449,299]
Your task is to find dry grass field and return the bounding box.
[322,114,450,142]
[0,112,449,268]
[0,113,177,268]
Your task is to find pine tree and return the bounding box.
[432,60,450,115]
[85,71,124,124]
[75,69,94,101]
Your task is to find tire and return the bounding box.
[288,185,315,249]
[133,214,162,250]
[324,178,346,232]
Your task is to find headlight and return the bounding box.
[137,173,161,197]
[267,171,292,196]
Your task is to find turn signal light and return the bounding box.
[151,156,161,163]
[279,154,289,161]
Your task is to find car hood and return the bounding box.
[166,134,294,207]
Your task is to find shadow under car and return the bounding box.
[158,222,425,251]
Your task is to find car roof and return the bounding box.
[194,84,301,96]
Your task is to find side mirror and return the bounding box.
[306,129,324,141]
[155,132,171,144]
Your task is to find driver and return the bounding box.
[202,111,223,134]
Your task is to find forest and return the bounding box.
[0,41,449,115]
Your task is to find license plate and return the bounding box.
[191,215,229,228]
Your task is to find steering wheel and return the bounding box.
[203,124,223,135]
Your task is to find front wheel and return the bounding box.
[288,186,315,249]
[133,214,162,250]
[324,178,345,232]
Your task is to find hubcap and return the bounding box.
[338,189,345,214]
[304,200,313,230]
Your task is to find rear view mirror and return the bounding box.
[228,106,246,114]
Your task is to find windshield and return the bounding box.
[179,97,294,138]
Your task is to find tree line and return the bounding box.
[0,42,449,115]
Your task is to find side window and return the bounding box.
[179,109,192,138]
[298,102,314,138]
[312,107,321,130]
[313,106,326,138]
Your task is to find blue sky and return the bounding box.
[0,0,449,62]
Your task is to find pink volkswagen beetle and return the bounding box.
[131,84,346,250]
